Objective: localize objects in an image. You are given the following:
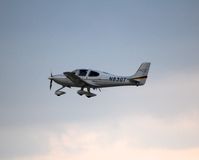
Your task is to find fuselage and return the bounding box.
[49,69,135,88]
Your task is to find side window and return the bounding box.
[89,71,99,77]
[79,69,87,76]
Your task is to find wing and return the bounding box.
[63,72,99,87]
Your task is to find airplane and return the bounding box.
[48,62,150,98]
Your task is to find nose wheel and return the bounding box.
[55,86,65,96]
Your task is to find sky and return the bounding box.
[0,0,199,159]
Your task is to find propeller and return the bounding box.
[49,73,53,90]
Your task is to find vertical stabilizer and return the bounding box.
[129,62,151,85]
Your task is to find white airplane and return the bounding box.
[48,62,150,98]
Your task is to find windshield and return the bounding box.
[79,69,88,76]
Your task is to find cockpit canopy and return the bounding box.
[72,69,100,77]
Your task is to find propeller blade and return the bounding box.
[49,73,53,90]
[50,80,52,90]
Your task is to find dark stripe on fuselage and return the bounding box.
[132,76,147,80]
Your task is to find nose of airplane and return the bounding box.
[48,73,54,80]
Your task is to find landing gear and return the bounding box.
[85,92,97,98]
[55,86,65,96]
[77,87,97,98]
[77,89,86,96]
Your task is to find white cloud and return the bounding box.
[14,113,199,160]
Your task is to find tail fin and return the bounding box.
[129,62,151,86]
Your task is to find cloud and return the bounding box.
[11,113,199,160]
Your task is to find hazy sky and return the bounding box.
[0,0,199,160]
